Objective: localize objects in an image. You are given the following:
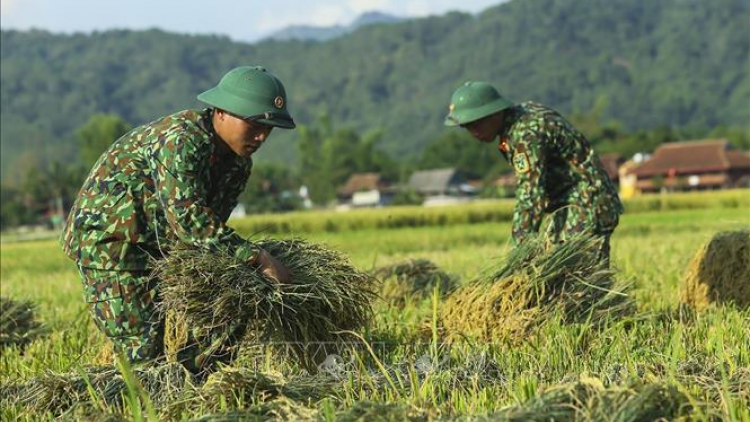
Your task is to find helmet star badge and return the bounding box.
[274,96,285,109]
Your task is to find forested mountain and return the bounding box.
[265,12,402,41]
[1,0,748,180]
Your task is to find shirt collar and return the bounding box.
[497,104,524,140]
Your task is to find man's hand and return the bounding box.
[253,249,291,284]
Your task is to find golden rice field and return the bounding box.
[1,190,749,421]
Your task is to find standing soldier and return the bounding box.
[61,66,295,372]
[444,81,623,263]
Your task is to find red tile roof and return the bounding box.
[631,140,750,178]
[599,153,624,181]
[727,150,750,168]
[337,173,389,197]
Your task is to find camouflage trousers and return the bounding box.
[77,265,243,373]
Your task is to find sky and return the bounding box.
[0,0,506,43]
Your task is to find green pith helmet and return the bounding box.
[444,81,514,127]
[197,66,296,129]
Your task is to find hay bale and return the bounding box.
[680,230,750,311]
[0,296,45,348]
[374,259,458,305]
[154,239,376,368]
[442,234,633,342]
[483,377,692,422]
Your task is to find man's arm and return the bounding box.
[151,135,258,262]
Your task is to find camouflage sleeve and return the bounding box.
[151,135,258,261]
[511,126,547,244]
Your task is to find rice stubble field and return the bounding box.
[1,190,749,421]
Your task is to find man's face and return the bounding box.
[462,112,503,143]
[215,110,274,157]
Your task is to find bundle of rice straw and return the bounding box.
[184,397,318,422]
[335,401,430,422]
[0,363,195,416]
[165,366,337,418]
[0,296,45,348]
[680,230,750,311]
[442,234,633,342]
[185,401,429,422]
[153,239,376,367]
[374,259,458,305]
[482,376,693,422]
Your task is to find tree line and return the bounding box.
[1,0,748,182]
[2,108,747,230]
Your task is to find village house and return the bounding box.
[337,172,394,208]
[407,168,477,206]
[624,139,750,194]
[599,153,626,185]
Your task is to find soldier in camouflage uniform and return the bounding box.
[61,66,295,372]
[445,81,623,263]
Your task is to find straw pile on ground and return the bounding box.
[680,230,750,311]
[184,401,428,422]
[182,377,693,422]
[0,364,337,419]
[374,259,458,305]
[0,296,45,348]
[335,401,430,422]
[184,398,319,422]
[2,363,706,421]
[442,234,634,342]
[482,377,693,422]
[0,363,195,416]
[153,239,376,367]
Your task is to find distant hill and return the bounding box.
[1,0,748,180]
[265,12,402,41]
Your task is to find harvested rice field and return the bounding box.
[1,191,749,421]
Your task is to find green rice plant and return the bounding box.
[228,189,750,235]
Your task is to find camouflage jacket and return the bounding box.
[61,109,256,270]
[498,102,624,243]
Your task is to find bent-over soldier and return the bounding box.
[444,81,623,263]
[61,66,294,372]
